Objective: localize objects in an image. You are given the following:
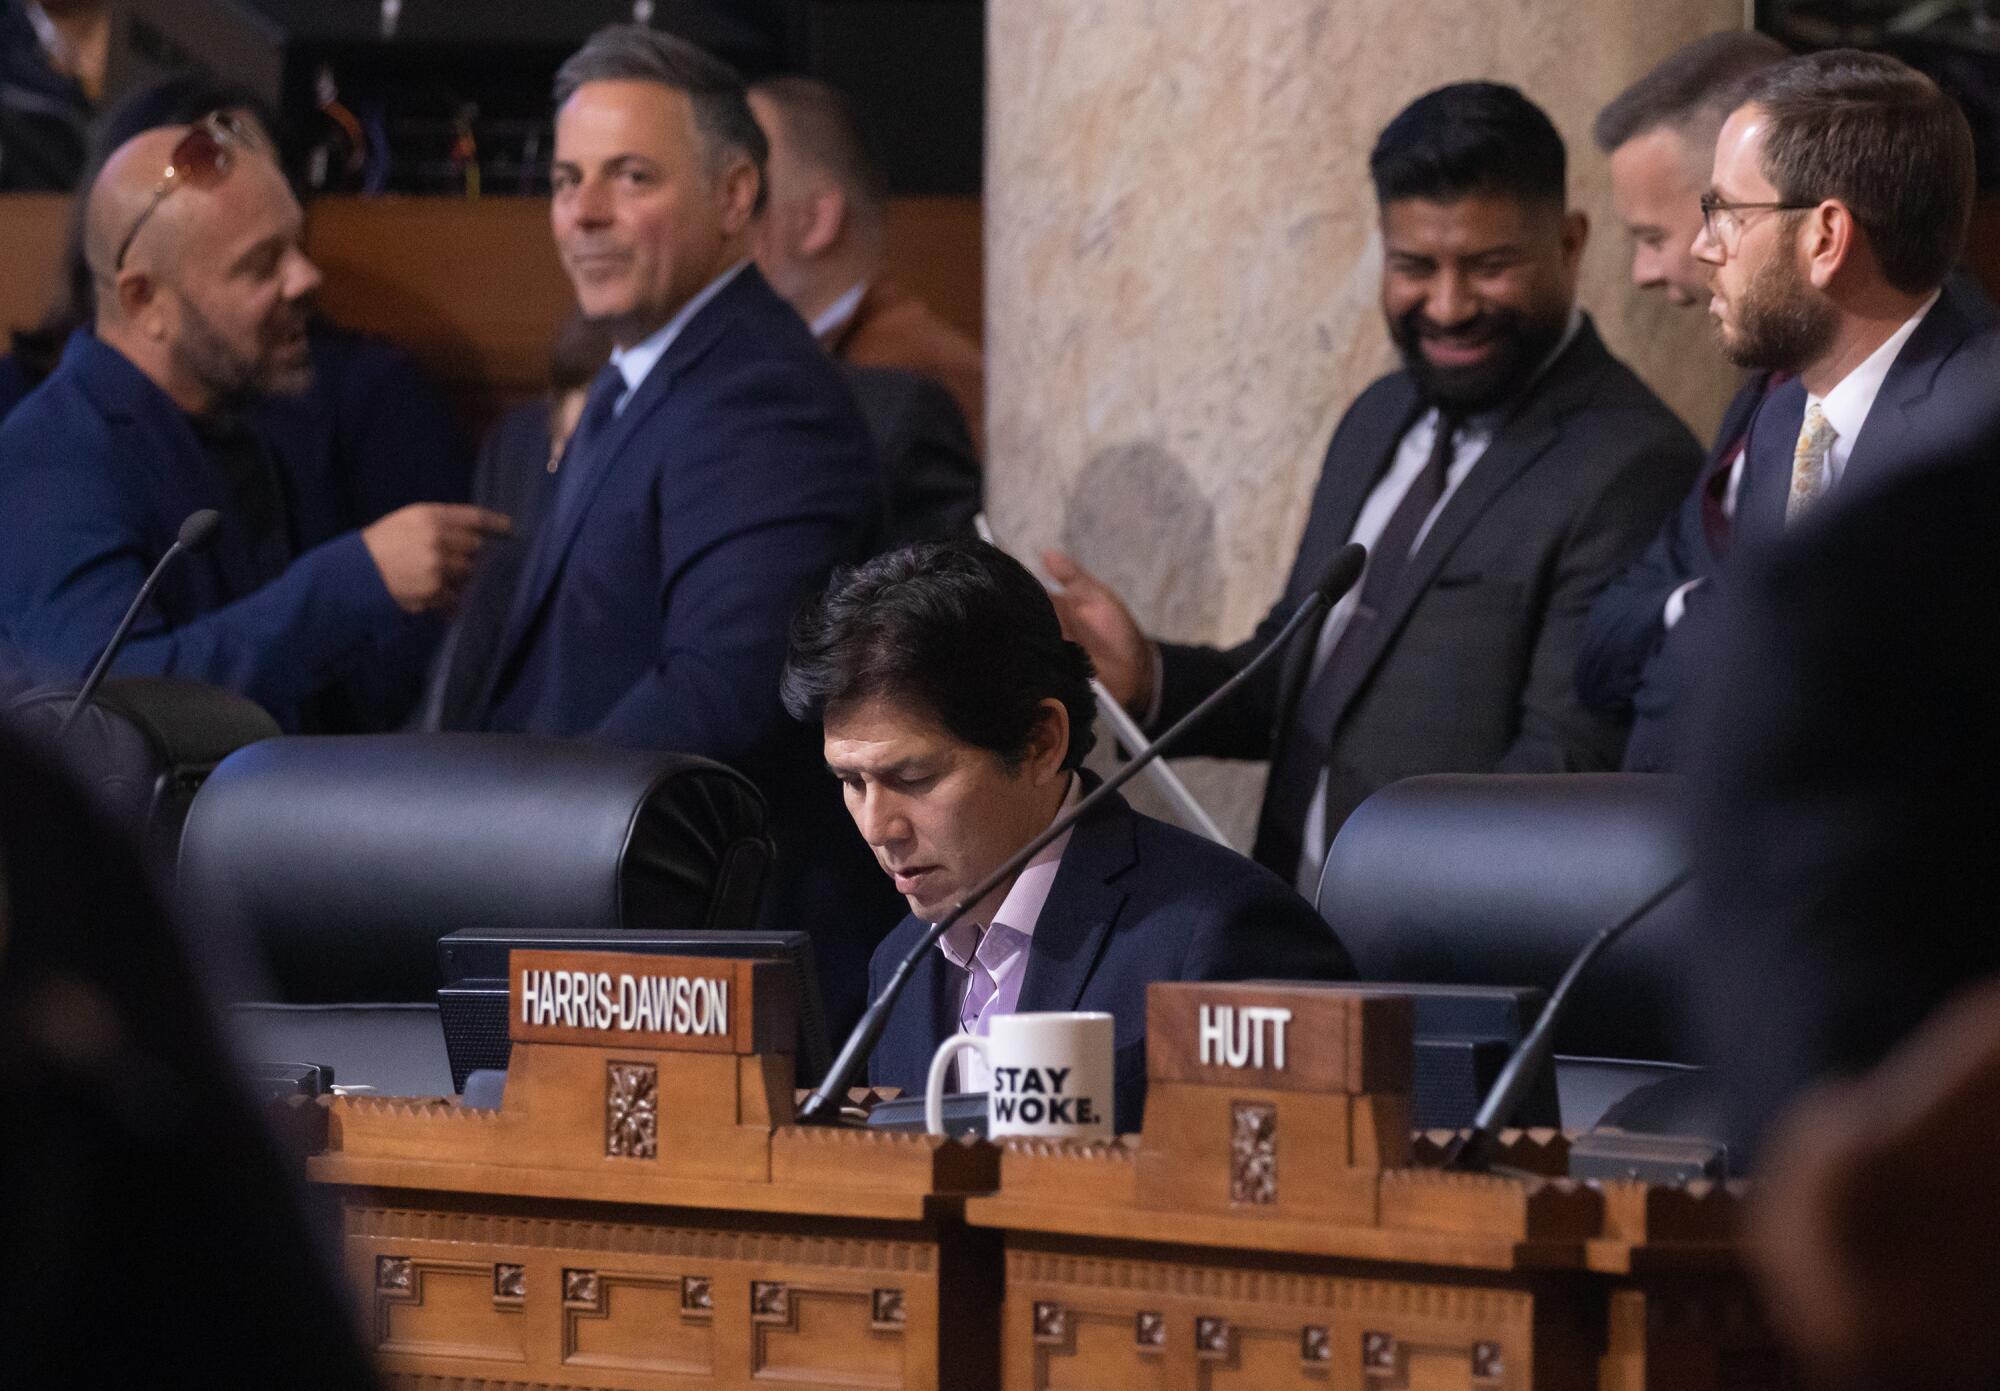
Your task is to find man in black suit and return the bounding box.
[1574,32,1786,770]
[781,542,1353,1132]
[1049,82,1700,893]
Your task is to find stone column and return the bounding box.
[987,0,1745,841]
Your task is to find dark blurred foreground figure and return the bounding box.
[0,724,378,1387]
[1752,978,2000,1391]
[1689,441,2000,1157]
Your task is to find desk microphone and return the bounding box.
[796,541,1369,1124]
[1441,865,1693,1172]
[56,508,222,740]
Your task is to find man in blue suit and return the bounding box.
[452,27,894,1032]
[0,115,504,730]
[781,541,1354,1133]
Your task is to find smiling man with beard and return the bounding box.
[1048,82,1701,892]
[0,114,504,729]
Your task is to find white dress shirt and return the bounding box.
[1661,291,1938,632]
[605,260,751,414]
[935,774,1081,1092]
[810,281,869,340]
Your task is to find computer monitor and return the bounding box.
[1250,980,1558,1131]
[437,928,830,1092]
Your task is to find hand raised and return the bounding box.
[361,504,512,614]
[1042,549,1156,713]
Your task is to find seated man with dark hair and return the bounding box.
[782,540,1354,1132]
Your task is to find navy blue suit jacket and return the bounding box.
[1576,373,1772,772]
[0,333,403,728]
[1735,277,2000,547]
[463,266,897,1032]
[865,784,1356,1133]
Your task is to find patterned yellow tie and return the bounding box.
[1787,403,1838,525]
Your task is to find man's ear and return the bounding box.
[798,187,849,259]
[1802,200,1856,291]
[1029,698,1071,785]
[717,154,762,237]
[113,271,166,339]
[1561,208,1590,274]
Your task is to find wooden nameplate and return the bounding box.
[309,949,996,1217]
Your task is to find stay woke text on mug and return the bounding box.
[924,1010,1114,1140]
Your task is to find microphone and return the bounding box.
[796,541,1369,1124]
[56,509,222,741]
[1441,865,1693,1173]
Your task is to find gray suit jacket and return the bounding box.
[1155,316,1702,880]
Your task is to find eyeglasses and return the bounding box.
[112,111,265,273]
[1698,191,1818,253]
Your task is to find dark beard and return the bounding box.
[1717,247,1838,372]
[1388,302,1569,413]
[171,298,314,411]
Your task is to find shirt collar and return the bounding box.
[936,773,1081,969]
[810,280,869,340]
[609,259,750,402]
[1807,290,1939,446]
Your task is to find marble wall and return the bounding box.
[986,0,1747,842]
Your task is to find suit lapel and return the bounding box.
[1840,288,1977,486]
[480,269,761,712]
[1269,383,1423,736]
[1015,794,1135,1015]
[1301,320,1608,736]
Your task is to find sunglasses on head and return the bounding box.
[112,110,265,273]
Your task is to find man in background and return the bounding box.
[750,75,985,443]
[1576,30,1788,770]
[453,28,895,1032]
[1048,82,1699,894]
[0,116,501,729]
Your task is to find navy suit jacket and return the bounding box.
[463,266,898,1032]
[1735,277,2000,547]
[865,783,1356,1133]
[1576,373,1772,772]
[0,333,403,728]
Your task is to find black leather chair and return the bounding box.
[1316,773,1701,1129]
[5,676,281,867]
[177,734,774,1091]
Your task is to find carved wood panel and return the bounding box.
[345,1202,945,1390]
[1004,1245,1553,1391]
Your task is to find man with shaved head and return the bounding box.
[0,115,504,729]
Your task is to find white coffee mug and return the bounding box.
[924,1010,1115,1139]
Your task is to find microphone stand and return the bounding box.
[795,542,1368,1124]
[1440,867,1694,1173]
[56,509,222,741]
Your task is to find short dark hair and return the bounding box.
[1593,30,1790,157]
[1370,82,1566,208]
[554,25,768,209]
[781,541,1098,771]
[750,75,890,212]
[1742,49,1975,295]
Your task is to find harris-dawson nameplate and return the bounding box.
[508,949,796,1055]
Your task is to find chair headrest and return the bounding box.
[177,734,773,1003]
[1317,773,1694,1061]
[4,677,281,850]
